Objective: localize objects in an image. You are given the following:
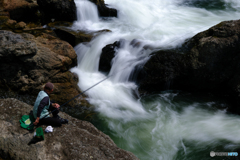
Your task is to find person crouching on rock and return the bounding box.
[33,82,68,127]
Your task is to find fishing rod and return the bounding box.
[26,26,209,130]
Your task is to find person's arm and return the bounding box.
[49,100,60,110]
[49,100,60,111]
[51,103,60,109]
[33,96,49,125]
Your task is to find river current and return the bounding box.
[70,0,240,159]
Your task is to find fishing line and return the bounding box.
[26,66,129,130]
[26,25,210,130]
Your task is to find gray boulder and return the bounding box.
[0,98,139,160]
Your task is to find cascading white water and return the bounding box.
[71,0,240,159]
[71,33,149,120]
[73,0,99,29]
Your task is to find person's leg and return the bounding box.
[52,110,59,118]
[48,105,68,124]
[39,117,62,127]
[49,106,68,124]
[49,105,59,118]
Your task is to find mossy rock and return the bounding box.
[48,21,73,28]
[0,16,10,30]
[50,24,111,46]
[26,22,42,29]
[0,19,57,37]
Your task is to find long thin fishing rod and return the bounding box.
[60,75,111,108]
[26,25,210,130]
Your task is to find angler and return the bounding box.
[33,82,68,127]
[21,74,111,132]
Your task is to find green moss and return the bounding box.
[0,16,9,30]
[0,16,9,22]
[48,21,73,28]
[26,22,41,28]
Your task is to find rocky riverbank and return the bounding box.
[0,98,139,160]
[0,0,118,108]
[1,0,240,158]
[0,30,88,108]
[0,0,139,159]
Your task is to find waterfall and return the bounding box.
[73,0,99,29]
[71,0,240,159]
[71,34,149,120]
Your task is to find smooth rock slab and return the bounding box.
[0,98,139,160]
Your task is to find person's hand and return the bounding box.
[33,117,40,125]
[52,103,60,110]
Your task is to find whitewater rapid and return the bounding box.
[71,0,240,159]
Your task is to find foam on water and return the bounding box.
[73,0,99,29]
[71,0,240,159]
[103,93,240,159]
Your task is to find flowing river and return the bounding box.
[70,0,240,159]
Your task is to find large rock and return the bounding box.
[99,40,122,73]
[0,30,86,107]
[37,0,77,24]
[138,19,240,112]
[48,22,111,47]
[98,39,144,73]
[89,0,117,17]
[181,20,240,93]
[139,20,240,92]
[0,0,77,27]
[137,49,186,92]
[0,98,139,160]
[0,0,39,22]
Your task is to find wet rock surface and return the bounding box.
[49,22,111,47]
[99,40,122,73]
[138,19,240,112]
[89,0,117,17]
[0,98,139,160]
[37,0,77,24]
[139,20,240,92]
[137,49,185,92]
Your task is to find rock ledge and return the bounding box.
[0,98,139,160]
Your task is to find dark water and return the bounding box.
[182,0,232,10]
[79,91,240,160]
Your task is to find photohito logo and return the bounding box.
[210,151,215,157]
[228,152,238,156]
[210,151,238,157]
